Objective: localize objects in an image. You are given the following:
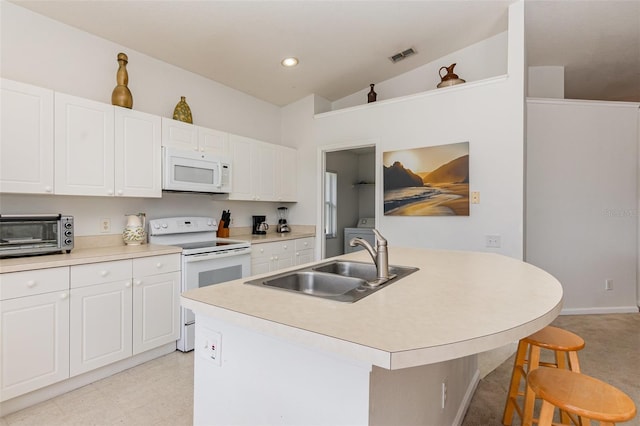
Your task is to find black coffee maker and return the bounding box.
[252,215,268,235]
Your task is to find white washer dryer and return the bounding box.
[343,218,376,254]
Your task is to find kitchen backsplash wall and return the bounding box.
[1,193,294,236]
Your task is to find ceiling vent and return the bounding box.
[389,48,416,63]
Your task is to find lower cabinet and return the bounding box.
[0,253,181,401]
[0,268,70,401]
[251,237,315,274]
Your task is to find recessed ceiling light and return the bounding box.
[281,57,299,67]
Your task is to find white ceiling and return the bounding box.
[9,0,640,106]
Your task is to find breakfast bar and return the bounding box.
[181,247,563,425]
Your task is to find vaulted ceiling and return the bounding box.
[9,0,640,106]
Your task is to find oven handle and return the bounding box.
[183,247,251,263]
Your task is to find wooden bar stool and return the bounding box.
[528,367,637,426]
[502,326,585,426]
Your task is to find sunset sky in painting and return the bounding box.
[383,141,469,173]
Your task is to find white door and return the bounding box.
[69,280,133,376]
[1,291,70,401]
[161,117,197,151]
[198,127,229,155]
[132,271,180,354]
[0,79,54,194]
[114,107,162,197]
[54,93,115,196]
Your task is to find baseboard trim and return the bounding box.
[454,368,481,426]
[0,343,176,417]
[560,306,639,315]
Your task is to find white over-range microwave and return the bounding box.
[162,147,232,194]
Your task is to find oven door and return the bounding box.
[179,248,251,351]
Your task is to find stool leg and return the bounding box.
[568,350,581,373]
[523,345,541,426]
[538,400,555,426]
[502,340,528,425]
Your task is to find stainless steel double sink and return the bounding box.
[244,260,418,303]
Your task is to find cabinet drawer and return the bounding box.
[1,267,69,300]
[133,254,181,277]
[295,237,315,251]
[251,242,277,258]
[71,260,131,288]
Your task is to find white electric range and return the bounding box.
[148,216,251,352]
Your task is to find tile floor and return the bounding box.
[1,351,194,426]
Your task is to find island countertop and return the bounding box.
[181,247,563,370]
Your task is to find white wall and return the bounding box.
[528,66,565,98]
[526,99,639,313]
[302,2,526,259]
[357,152,376,218]
[0,1,288,235]
[332,31,508,111]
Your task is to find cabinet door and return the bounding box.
[295,249,315,266]
[0,79,54,194]
[254,142,277,201]
[272,242,295,270]
[198,127,229,155]
[132,271,180,355]
[1,291,70,401]
[70,280,133,376]
[54,93,115,196]
[276,146,297,202]
[161,117,197,151]
[228,134,255,200]
[114,107,162,197]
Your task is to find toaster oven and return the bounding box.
[0,214,74,258]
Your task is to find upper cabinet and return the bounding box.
[161,118,229,156]
[0,79,55,194]
[54,93,161,197]
[228,134,297,202]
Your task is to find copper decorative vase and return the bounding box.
[111,52,133,108]
[367,84,377,103]
[173,96,193,123]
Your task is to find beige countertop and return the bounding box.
[0,244,183,273]
[181,247,563,370]
[234,231,315,244]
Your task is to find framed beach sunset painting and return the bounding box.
[383,142,469,216]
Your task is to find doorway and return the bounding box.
[322,145,376,259]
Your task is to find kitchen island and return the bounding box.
[181,247,563,425]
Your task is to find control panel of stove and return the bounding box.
[148,216,218,235]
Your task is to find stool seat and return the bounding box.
[503,326,585,426]
[528,367,637,425]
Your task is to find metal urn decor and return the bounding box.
[367,84,377,103]
[173,96,193,123]
[437,63,466,88]
[111,52,133,108]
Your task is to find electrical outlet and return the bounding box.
[199,328,222,366]
[101,218,111,233]
[441,378,448,409]
[485,235,501,248]
[605,279,613,291]
[471,191,480,204]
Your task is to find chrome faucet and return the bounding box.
[349,228,394,286]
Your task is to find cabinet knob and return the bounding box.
[134,279,142,286]
[296,252,300,256]
[100,270,109,277]
[274,256,279,260]
[156,262,163,268]
[26,280,37,288]
[283,245,288,249]
[259,248,264,253]
[44,186,53,193]
[107,189,114,195]
[125,281,131,288]
[60,292,68,299]
[304,242,308,247]
[200,147,205,152]
[117,189,123,196]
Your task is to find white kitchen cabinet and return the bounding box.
[250,240,298,273]
[54,93,115,196]
[0,79,54,194]
[0,267,70,401]
[276,146,297,202]
[55,93,161,197]
[69,260,132,376]
[132,254,181,355]
[161,117,229,155]
[295,237,315,265]
[115,107,162,197]
[229,134,290,202]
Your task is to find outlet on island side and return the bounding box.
[485,235,501,248]
[605,279,613,291]
[101,218,111,233]
[441,378,448,409]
